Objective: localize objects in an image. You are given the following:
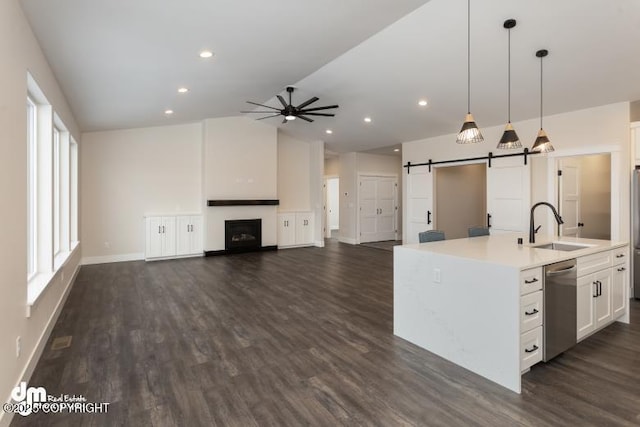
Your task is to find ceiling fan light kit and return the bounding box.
[456,0,484,144]
[497,18,522,149]
[242,86,338,124]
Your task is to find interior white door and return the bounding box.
[327,178,339,232]
[559,158,581,237]
[486,157,530,233]
[406,166,433,243]
[359,177,379,243]
[376,178,396,241]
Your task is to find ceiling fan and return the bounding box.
[242,86,338,123]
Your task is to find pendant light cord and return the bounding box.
[507,27,511,122]
[467,0,471,114]
[540,54,543,129]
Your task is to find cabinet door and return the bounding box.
[594,269,612,329]
[161,216,177,257]
[146,217,164,258]
[612,264,627,318]
[406,167,432,243]
[295,212,314,245]
[190,216,203,254]
[176,216,192,256]
[376,178,396,241]
[277,214,296,247]
[576,274,596,341]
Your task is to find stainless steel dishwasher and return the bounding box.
[543,258,578,362]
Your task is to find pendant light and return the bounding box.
[456,0,483,144]
[497,19,521,149]
[531,49,554,153]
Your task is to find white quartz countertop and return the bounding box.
[396,233,628,270]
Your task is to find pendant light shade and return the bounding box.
[456,0,483,144]
[531,49,554,153]
[497,19,521,149]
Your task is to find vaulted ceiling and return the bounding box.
[20,0,640,153]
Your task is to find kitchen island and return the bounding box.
[393,233,629,393]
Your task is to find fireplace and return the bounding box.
[225,219,262,252]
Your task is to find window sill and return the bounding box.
[27,242,79,314]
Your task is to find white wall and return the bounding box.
[579,154,611,240]
[403,102,631,242]
[80,123,203,262]
[325,156,339,176]
[0,1,81,426]
[203,117,278,251]
[277,131,311,211]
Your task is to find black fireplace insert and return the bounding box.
[225,219,262,252]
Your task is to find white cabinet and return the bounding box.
[146,214,202,261]
[576,247,627,341]
[176,215,203,256]
[146,216,176,259]
[277,212,314,248]
[519,267,543,372]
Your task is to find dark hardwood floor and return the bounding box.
[12,240,640,426]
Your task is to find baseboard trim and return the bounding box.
[339,237,357,245]
[81,253,144,265]
[314,240,325,248]
[205,245,278,256]
[0,265,79,427]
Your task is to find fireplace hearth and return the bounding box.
[225,219,262,252]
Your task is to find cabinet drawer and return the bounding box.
[521,326,543,372]
[520,267,542,295]
[578,251,612,277]
[612,247,628,266]
[520,291,543,333]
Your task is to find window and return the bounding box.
[53,126,60,256]
[27,97,37,279]
[26,72,80,305]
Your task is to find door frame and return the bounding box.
[323,175,339,239]
[356,173,398,244]
[545,145,620,241]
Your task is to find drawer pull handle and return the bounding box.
[616,254,625,258]
[524,278,538,284]
[525,345,539,353]
[525,308,539,316]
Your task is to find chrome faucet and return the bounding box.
[529,202,564,243]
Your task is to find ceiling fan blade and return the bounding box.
[296,97,319,110]
[299,104,339,112]
[297,115,314,123]
[241,111,280,114]
[276,95,288,108]
[303,112,335,117]
[246,101,280,110]
[256,114,282,120]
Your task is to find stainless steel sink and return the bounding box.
[532,242,593,251]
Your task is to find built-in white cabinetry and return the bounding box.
[576,247,627,341]
[519,267,543,372]
[176,215,203,256]
[277,212,313,248]
[145,214,202,260]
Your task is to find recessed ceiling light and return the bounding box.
[364,117,372,123]
[326,129,333,134]
[199,50,213,58]
[418,99,428,107]
[178,87,189,93]
[394,148,400,152]
[164,109,174,115]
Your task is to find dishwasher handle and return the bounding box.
[546,265,577,276]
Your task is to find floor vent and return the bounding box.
[51,336,72,351]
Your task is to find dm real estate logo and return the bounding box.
[4,382,110,417]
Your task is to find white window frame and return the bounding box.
[27,97,37,280]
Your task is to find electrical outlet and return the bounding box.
[16,337,21,358]
[433,268,441,284]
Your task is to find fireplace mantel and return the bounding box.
[207,199,279,207]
